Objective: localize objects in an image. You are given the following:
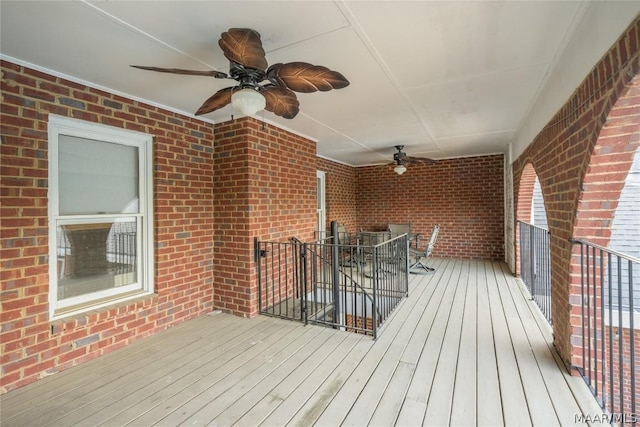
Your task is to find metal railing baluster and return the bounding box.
[569,239,639,418]
[517,221,552,324]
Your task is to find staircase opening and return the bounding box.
[255,221,409,339]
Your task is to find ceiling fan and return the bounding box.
[389,145,436,175]
[131,28,350,119]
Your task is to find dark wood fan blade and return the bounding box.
[195,87,234,116]
[266,62,350,93]
[218,28,268,71]
[262,86,300,119]
[130,65,228,78]
[405,156,436,165]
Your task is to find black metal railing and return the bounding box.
[518,221,552,324]
[255,223,409,339]
[571,239,639,419]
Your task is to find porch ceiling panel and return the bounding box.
[408,64,548,140]
[344,1,584,85]
[1,1,635,166]
[88,1,351,66]
[435,131,514,160]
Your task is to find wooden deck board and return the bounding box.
[211,328,345,426]
[233,331,358,426]
[487,261,533,426]
[476,261,505,426]
[164,325,322,425]
[422,259,468,425]
[449,260,478,426]
[5,314,248,426]
[493,261,559,426]
[264,336,372,427]
[368,360,415,426]
[92,319,282,426]
[0,259,604,427]
[504,264,607,427]
[500,264,581,425]
[399,259,463,418]
[318,259,449,426]
[395,259,455,427]
[44,315,277,427]
[129,321,306,426]
[2,313,238,417]
[96,319,282,425]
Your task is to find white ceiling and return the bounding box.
[0,1,635,166]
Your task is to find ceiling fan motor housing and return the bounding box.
[394,150,407,164]
[230,62,265,89]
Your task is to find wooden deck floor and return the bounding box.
[1,259,606,426]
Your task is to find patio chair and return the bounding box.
[388,222,422,245]
[336,224,357,267]
[409,224,440,274]
[387,222,410,238]
[359,231,393,278]
[336,224,349,244]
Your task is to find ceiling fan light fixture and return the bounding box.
[231,88,266,116]
[394,164,407,175]
[132,28,348,118]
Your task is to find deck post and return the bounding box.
[529,224,535,297]
[330,221,341,327]
[300,241,308,324]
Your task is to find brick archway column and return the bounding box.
[569,75,640,371]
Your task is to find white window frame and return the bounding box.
[48,115,154,320]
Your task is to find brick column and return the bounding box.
[212,118,317,317]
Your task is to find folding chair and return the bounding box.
[336,224,360,268]
[387,222,411,238]
[409,224,440,274]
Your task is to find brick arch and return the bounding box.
[571,74,640,246]
[516,163,538,223]
[568,73,640,371]
[511,17,640,368]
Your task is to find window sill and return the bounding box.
[51,290,156,323]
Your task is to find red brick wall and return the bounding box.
[0,60,216,392]
[512,17,640,368]
[345,314,374,336]
[317,157,357,233]
[212,118,317,317]
[356,155,505,261]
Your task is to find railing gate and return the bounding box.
[255,223,409,339]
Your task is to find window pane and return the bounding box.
[57,219,138,300]
[59,135,139,215]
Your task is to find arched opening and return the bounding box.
[531,177,548,229]
[515,163,536,278]
[516,163,551,323]
[607,150,640,322]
